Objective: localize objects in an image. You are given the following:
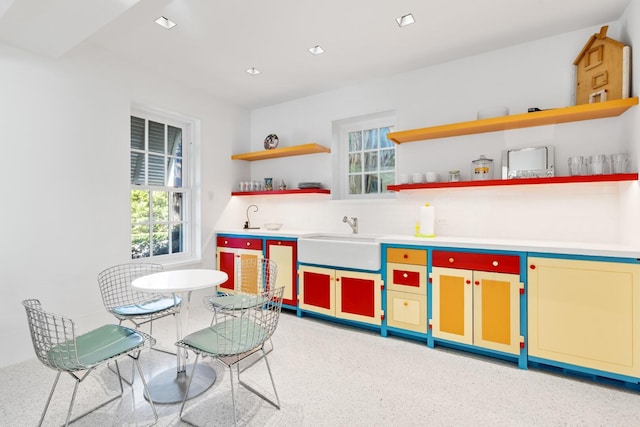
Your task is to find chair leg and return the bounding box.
[230,365,238,426]
[38,371,61,427]
[179,353,200,419]
[132,353,158,425]
[65,376,81,427]
[238,348,281,410]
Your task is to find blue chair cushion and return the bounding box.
[113,295,182,316]
[47,324,144,370]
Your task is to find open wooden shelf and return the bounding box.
[231,143,330,161]
[387,98,639,144]
[387,173,638,191]
[232,188,330,196]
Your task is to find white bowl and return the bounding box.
[425,172,439,183]
[263,223,283,231]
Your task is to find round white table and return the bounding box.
[132,268,228,404]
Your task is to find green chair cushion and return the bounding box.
[182,319,267,356]
[209,294,268,310]
[113,295,181,316]
[47,324,144,370]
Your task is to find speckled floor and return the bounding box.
[5,301,640,426]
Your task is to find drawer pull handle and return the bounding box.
[492,261,498,267]
[403,301,408,307]
[449,257,454,263]
[403,273,408,278]
[530,265,536,270]
[403,254,408,259]
[475,280,480,286]
[465,280,471,285]
[224,240,228,244]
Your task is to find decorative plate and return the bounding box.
[264,134,279,149]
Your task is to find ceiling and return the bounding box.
[0,0,632,109]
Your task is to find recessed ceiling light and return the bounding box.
[308,45,325,55]
[396,13,415,27]
[246,67,261,75]
[155,16,176,29]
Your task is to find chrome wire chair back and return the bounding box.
[178,286,285,426]
[97,263,182,333]
[22,299,158,426]
[204,257,277,314]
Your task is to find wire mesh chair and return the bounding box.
[177,286,285,426]
[22,299,158,427]
[97,263,182,334]
[203,257,278,317]
[98,263,183,384]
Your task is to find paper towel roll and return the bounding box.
[419,204,435,236]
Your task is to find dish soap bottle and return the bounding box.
[418,203,435,237]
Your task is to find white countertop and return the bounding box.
[215,229,640,259]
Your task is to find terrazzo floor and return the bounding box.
[5,300,640,426]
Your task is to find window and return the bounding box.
[337,114,396,199]
[130,111,192,260]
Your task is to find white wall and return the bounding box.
[219,17,640,246]
[0,42,249,367]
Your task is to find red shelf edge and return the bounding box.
[232,188,330,196]
[387,173,638,191]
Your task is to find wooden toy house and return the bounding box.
[574,26,630,105]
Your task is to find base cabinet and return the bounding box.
[528,256,640,378]
[385,247,428,334]
[216,236,263,291]
[266,239,297,307]
[430,250,523,355]
[299,265,383,326]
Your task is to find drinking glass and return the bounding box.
[568,156,583,176]
[611,153,629,174]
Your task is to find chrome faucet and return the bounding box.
[244,204,259,229]
[343,216,358,234]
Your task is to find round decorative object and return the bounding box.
[264,134,279,149]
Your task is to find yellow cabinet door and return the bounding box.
[387,290,427,333]
[431,267,473,345]
[266,240,296,306]
[528,257,640,378]
[473,271,521,354]
[431,267,521,354]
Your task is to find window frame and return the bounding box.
[130,107,199,265]
[336,113,397,200]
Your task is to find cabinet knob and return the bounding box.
[492,260,498,267]
[448,257,455,263]
[246,242,250,246]
[530,264,536,270]
[474,280,480,286]
[465,280,471,285]
[403,301,408,307]
[403,254,408,259]
[403,273,408,278]
[224,240,228,244]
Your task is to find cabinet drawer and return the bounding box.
[386,290,427,334]
[387,262,426,294]
[387,247,427,265]
[216,236,263,250]
[432,250,519,274]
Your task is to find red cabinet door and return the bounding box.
[298,266,334,316]
[336,271,382,325]
[218,250,235,291]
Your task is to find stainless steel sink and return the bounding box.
[297,233,381,271]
